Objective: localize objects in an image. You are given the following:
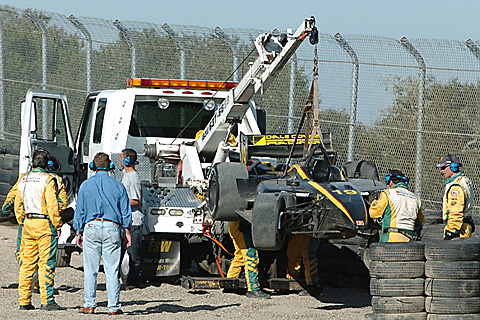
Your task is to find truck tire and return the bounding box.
[370,278,425,297]
[425,278,480,297]
[425,297,480,314]
[425,261,480,279]
[369,261,424,279]
[371,296,425,313]
[425,239,480,261]
[373,313,427,320]
[251,193,287,251]
[369,242,425,262]
[208,162,248,221]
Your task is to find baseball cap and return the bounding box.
[435,154,462,168]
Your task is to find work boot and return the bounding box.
[19,304,35,310]
[245,290,271,299]
[108,309,124,315]
[78,307,95,314]
[40,301,65,311]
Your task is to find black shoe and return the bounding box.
[245,290,271,299]
[19,304,35,310]
[40,302,66,311]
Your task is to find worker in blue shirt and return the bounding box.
[73,152,132,315]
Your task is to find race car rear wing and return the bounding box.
[239,132,336,163]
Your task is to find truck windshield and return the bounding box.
[129,100,214,138]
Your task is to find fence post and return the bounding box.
[288,54,297,133]
[114,20,137,78]
[400,37,425,198]
[334,33,359,162]
[162,23,186,80]
[69,15,92,93]
[465,39,480,60]
[25,9,48,139]
[214,27,239,82]
[0,13,4,140]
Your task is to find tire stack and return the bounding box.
[421,210,444,242]
[369,242,427,320]
[318,236,370,289]
[424,239,480,319]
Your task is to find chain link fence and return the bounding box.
[1,5,480,211]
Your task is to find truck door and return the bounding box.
[19,89,76,200]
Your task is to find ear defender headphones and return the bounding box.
[385,172,409,186]
[89,160,115,171]
[449,162,459,172]
[47,159,54,170]
[123,156,131,167]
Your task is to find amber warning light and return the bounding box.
[127,78,238,91]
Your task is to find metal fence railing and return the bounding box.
[2,5,480,211]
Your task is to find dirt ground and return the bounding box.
[0,221,372,319]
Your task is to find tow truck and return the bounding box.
[18,17,322,280]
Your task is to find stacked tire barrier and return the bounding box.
[318,236,370,289]
[0,139,20,209]
[425,239,480,319]
[369,242,427,320]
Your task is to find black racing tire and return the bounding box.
[336,274,370,289]
[251,193,287,251]
[425,297,480,314]
[425,261,480,279]
[421,226,445,242]
[371,296,425,313]
[369,241,425,262]
[0,182,12,195]
[425,278,480,297]
[318,258,339,273]
[370,278,425,297]
[339,260,369,277]
[369,261,425,279]
[427,314,480,320]
[55,245,71,268]
[339,244,365,262]
[425,239,480,261]
[373,313,427,320]
[208,162,248,221]
[318,241,341,258]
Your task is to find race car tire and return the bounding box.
[425,278,480,297]
[425,261,480,279]
[370,278,425,297]
[425,239,480,261]
[371,296,425,313]
[369,261,425,279]
[372,313,427,320]
[425,297,480,314]
[369,242,425,262]
[251,193,287,251]
[208,162,248,221]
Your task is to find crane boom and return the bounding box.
[195,17,317,157]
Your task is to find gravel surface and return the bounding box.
[0,222,372,319]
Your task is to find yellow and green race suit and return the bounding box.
[369,182,423,242]
[442,172,473,238]
[226,221,261,292]
[14,168,64,306]
[286,234,320,286]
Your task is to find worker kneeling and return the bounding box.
[369,170,423,242]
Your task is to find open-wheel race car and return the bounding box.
[208,132,386,250]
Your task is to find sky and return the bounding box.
[0,0,478,41]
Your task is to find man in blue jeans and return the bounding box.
[74,152,132,315]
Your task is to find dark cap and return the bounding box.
[435,154,462,168]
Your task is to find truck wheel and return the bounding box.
[251,193,288,251]
[208,163,248,221]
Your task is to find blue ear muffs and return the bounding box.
[385,172,409,186]
[89,160,115,171]
[450,162,459,172]
[47,160,54,170]
[123,156,131,167]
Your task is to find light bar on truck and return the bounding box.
[127,78,238,91]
